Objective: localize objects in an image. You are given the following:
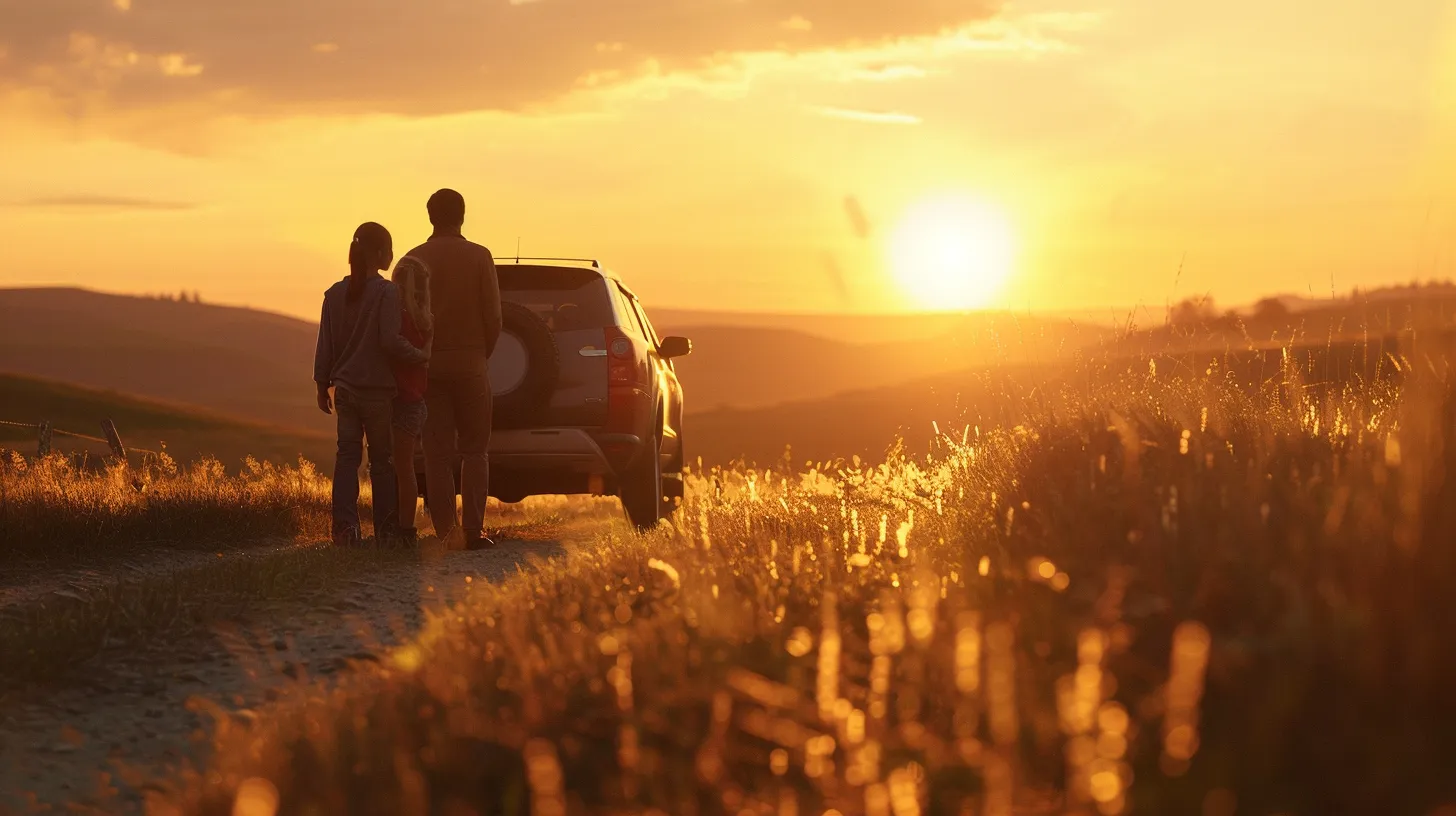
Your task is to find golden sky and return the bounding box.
[0,0,1453,319]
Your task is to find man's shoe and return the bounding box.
[395,527,419,547]
[465,535,496,551]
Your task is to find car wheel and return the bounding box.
[662,431,684,514]
[621,432,666,531]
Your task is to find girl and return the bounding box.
[313,223,429,546]
[389,255,433,544]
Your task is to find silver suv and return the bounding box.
[417,258,692,529]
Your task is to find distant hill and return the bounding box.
[684,333,1407,466]
[0,287,329,435]
[0,372,333,466]
[18,284,1437,460]
[670,317,1101,411]
[0,288,1102,423]
[651,309,975,344]
[1143,285,1456,354]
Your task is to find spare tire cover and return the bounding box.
[489,302,560,427]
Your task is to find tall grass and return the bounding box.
[0,453,335,561]
[151,354,1456,816]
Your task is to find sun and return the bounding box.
[887,193,1017,311]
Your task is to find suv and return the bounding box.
[417,258,692,529]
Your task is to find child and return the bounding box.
[313,222,430,547]
[389,255,433,544]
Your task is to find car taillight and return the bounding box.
[605,328,642,384]
[605,327,639,433]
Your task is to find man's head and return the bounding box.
[427,188,466,231]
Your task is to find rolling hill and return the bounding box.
[665,316,1104,411]
[0,372,333,466]
[683,333,1408,466]
[0,288,1099,424]
[651,308,979,344]
[9,285,1436,468]
[0,288,330,435]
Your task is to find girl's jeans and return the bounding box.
[332,387,399,543]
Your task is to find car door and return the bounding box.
[626,295,683,466]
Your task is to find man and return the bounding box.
[406,189,502,550]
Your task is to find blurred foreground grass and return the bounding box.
[145,345,1456,816]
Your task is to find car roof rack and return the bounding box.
[498,256,601,269]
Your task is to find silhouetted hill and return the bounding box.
[0,288,1102,423]
[651,309,973,344]
[0,287,329,435]
[685,333,1408,466]
[1144,284,1456,353]
[669,316,1103,411]
[0,372,332,466]
[667,326,953,412]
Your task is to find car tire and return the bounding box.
[662,429,684,511]
[621,431,669,531]
[491,302,559,428]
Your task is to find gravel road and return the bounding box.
[0,510,612,813]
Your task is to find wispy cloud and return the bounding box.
[21,195,198,211]
[941,11,1105,57]
[843,64,929,83]
[0,0,1000,123]
[812,106,921,125]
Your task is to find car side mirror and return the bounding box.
[659,336,692,360]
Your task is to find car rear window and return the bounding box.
[498,265,612,332]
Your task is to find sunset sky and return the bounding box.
[1,0,1453,320]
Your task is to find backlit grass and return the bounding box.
[0,453,334,562]
[148,350,1456,815]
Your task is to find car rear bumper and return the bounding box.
[490,428,640,473]
[412,428,642,499]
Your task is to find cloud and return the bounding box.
[813,106,922,125]
[19,195,197,211]
[0,0,998,121]
[843,64,930,83]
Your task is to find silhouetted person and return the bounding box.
[406,190,501,549]
[313,222,430,547]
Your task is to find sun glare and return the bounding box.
[887,193,1016,311]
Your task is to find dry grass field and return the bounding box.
[17,336,1429,815]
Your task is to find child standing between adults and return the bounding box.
[389,255,433,544]
[313,223,430,547]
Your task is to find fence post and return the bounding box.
[101,419,128,463]
[37,421,53,458]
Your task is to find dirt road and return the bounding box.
[0,506,618,812]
